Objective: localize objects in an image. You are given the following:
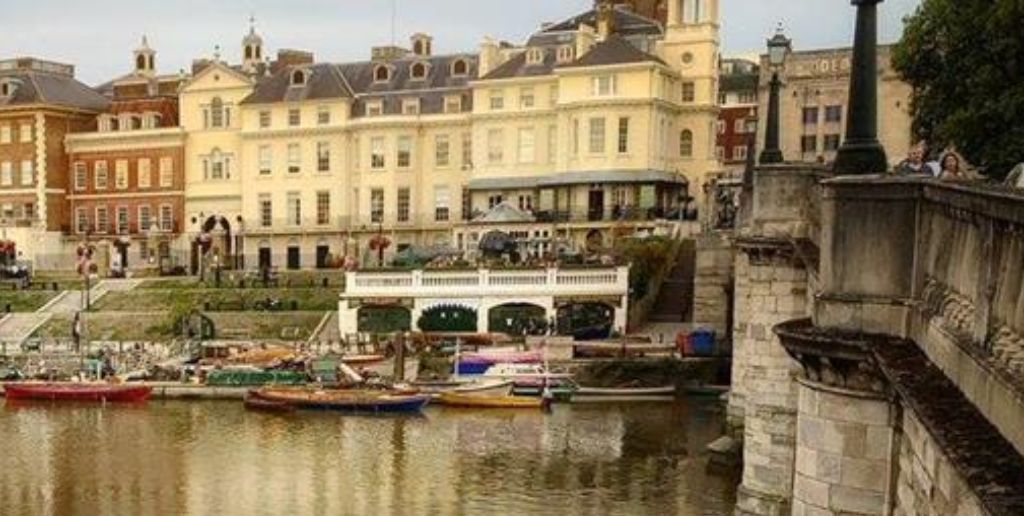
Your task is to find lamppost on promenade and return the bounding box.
[759,28,791,164]
[833,0,888,174]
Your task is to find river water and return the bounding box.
[0,397,737,515]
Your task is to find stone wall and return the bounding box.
[734,242,809,515]
[893,410,987,516]
[793,380,893,516]
[693,231,734,338]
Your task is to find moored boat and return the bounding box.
[411,379,514,397]
[436,392,543,409]
[575,385,677,396]
[243,393,295,413]
[251,387,429,414]
[2,382,152,403]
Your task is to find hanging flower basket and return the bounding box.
[369,235,391,252]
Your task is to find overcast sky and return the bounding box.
[0,0,921,85]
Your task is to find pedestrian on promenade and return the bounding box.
[939,152,969,181]
[895,142,932,176]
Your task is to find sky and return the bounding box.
[0,0,922,85]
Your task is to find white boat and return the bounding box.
[411,378,514,397]
[482,363,574,383]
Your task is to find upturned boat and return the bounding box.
[251,387,429,414]
[2,382,152,403]
[436,392,543,409]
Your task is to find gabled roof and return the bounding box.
[0,69,109,112]
[241,63,352,105]
[180,60,253,92]
[529,5,662,44]
[473,202,537,224]
[559,35,666,69]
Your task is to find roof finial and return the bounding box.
[775,21,785,35]
[249,14,256,35]
[214,44,222,61]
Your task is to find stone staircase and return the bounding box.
[0,312,52,346]
[42,278,143,314]
[647,240,696,323]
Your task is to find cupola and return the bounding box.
[411,33,433,57]
[242,16,264,72]
[133,36,156,77]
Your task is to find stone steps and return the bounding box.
[0,312,53,345]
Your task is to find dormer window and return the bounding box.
[374,65,391,83]
[290,69,307,86]
[366,100,384,117]
[526,48,544,66]
[451,59,469,77]
[142,112,161,130]
[0,79,19,98]
[410,62,428,80]
[557,46,575,64]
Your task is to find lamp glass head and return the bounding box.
[767,32,791,68]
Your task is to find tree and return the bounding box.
[892,0,1024,179]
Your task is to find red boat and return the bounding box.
[2,383,153,403]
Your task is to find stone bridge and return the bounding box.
[700,165,1024,515]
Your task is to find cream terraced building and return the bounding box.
[165,1,723,271]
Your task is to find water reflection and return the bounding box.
[0,398,736,515]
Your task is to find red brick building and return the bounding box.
[716,58,759,170]
[64,38,187,270]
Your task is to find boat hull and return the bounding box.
[575,385,676,396]
[252,388,429,414]
[3,383,152,403]
[437,392,543,409]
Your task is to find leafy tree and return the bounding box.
[892,0,1024,179]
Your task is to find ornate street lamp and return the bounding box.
[760,27,791,164]
[833,0,888,174]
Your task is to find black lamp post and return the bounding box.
[759,28,791,164]
[743,115,759,189]
[833,0,888,174]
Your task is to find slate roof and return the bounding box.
[529,6,663,44]
[720,73,758,94]
[559,35,666,69]
[480,49,558,81]
[241,63,352,105]
[338,53,478,116]
[481,34,665,81]
[0,69,109,112]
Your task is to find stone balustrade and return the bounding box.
[345,266,629,298]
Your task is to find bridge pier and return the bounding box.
[733,240,808,515]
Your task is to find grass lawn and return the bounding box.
[0,290,61,312]
[137,270,347,290]
[93,287,341,312]
[33,311,327,341]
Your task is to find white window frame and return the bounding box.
[115,160,129,190]
[137,158,151,189]
[316,191,330,225]
[159,204,173,231]
[18,122,31,143]
[0,161,11,186]
[317,141,330,172]
[94,161,109,189]
[592,75,617,96]
[19,160,32,186]
[159,157,173,187]
[397,136,412,168]
[138,205,152,232]
[370,137,386,169]
[487,129,504,164]
[489,90,505,111]
[74,162,87,191]
[259,145,272,175]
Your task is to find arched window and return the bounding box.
[451,59,468,77]
[410,62,427,80]
[679,130,694,158]
[413,40,424,56]
[210,97,225,128]
[136,54,147,71]
[291,69,307,86]
[245,46,253,60]
[374,65,390,82]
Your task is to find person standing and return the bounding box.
[939,153,968,181]
[895,143,930,175]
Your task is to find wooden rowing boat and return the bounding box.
[243,394,295,413]
[575,385,676,396]
[436,392,543,409]
[2,382,152,403]
[251,387,429,414]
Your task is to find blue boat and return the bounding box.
[250,387,430,414]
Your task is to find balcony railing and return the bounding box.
[343,266,629,298]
